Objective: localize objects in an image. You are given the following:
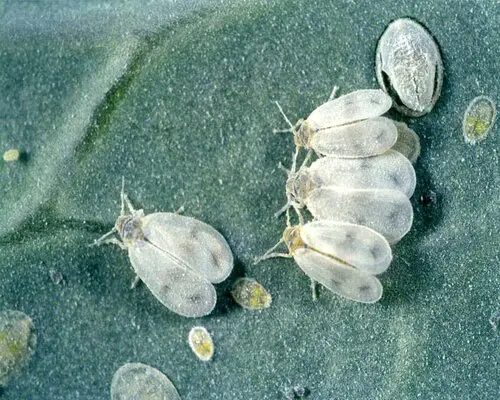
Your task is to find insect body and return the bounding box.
[188,326,214,361]
[376,18,443,117]
[462,95,497,144]
[0,310,36,387]
[230,277,272,310]
[275,89,397,159]
[279,149,415,243]
[93,184,233,318]
[257,217,392,304]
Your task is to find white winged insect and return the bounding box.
[92,182,233,318]
[276,149,416,243]
[274,88,398,161]
[256,209,392,303]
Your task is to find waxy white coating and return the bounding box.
[376,18,443,117]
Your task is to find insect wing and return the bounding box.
[307,89,392,129]
[294,247,383,303]
[308,149,416,198]
[300,221,392,274]
[142,213,233,283]
[306,187,413,243]
[310,116,397,158]
[129,242,217,318]
[391,121,421,163]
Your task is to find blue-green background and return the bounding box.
[1,0,498,398]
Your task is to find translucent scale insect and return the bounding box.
[376,18,443,117]
[0,310,36,387]
[276,149,416,243]
[256,209,392,303]
[230,277,272,310]
[274,88,398,161]
[92,182,233,318]
[111,362,181,400]
[462,95,497,144]
[188,326,214,362]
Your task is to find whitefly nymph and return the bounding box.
[274,88,398,162]
[376,18,443,117]
[277,149,416,243]
[462,95,497,144]
[92,182,233,318]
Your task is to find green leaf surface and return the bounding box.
[1,0,499,398]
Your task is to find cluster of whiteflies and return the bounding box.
[257,88,420,303]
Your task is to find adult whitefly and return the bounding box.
[376,18,443,117]
[295,150,416,198]
[92,182,234,318]
[256,214,392,304]
[462,95,497,144]
[0,310,37,387]
[110,362,181,400]
[274,89,397,159]
[277,150,415,242]
[306,187,413,243]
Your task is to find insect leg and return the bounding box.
[130,275,141,289]
[274,201,291,218]
[291,203,304,226]
[174,205,185,214]
[327,86,339,101]
[90,228,118,247]
[272,101,295,133]
[254,238,290,264]
[310,279,318,301]
[94,236,127,249]
[299,149,313,169]
[277,161,290,175]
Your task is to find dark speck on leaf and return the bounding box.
[49,269,65,285]
[419,190,437,206]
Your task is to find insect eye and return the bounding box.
[121,217,143,241]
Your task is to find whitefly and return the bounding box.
[277,149,416,243]
[274,88,398,161]
[256,210,392,304]
[92,181,233,318]
[376,18,443,117]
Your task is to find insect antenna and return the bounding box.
[253,236,289,264]
[272,101,295,133]
[120,177,126,215]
